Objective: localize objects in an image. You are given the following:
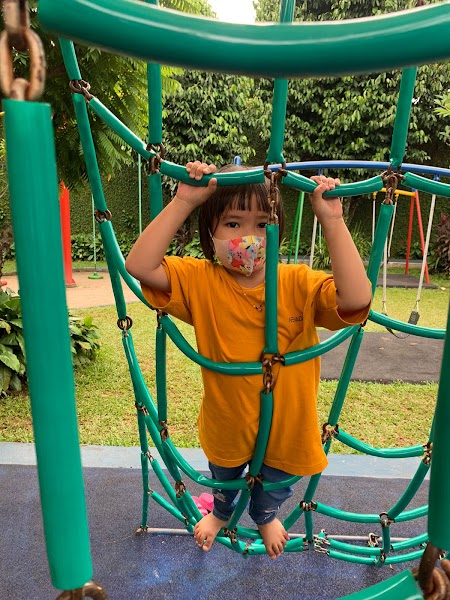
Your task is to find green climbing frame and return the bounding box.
[3,0,450,598]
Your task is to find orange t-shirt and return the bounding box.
[142,257,370,476]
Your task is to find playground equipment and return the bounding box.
[2,0,450,598]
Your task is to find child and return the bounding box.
[126,161,371,559]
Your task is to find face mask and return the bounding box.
[212,235,266,276]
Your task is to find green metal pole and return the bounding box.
[4,99,93,590]
[389,68,417,168]
[265,1,295,164]
[428,300,450,549]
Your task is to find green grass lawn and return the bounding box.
[0,266,448,453]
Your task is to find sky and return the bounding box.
[208,0,256,24]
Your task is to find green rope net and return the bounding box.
[4,0,450,598]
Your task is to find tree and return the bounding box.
[163,70,257,189]
[252,0,450,223]
[0,0,215,187]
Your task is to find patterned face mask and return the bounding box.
[212,235,266,276]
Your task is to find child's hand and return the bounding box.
[309,175,343,226]
[175,161,218,209]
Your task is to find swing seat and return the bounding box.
[338,570,422,600]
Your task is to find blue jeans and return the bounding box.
[209,461,293,526]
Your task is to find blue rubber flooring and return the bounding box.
[0,463,428,600]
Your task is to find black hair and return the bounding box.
[198,164,286,261]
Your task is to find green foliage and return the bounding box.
[252,0,450,225]
[429,213,450,276]
[69,314,101,367]
[313,223,372,270]
[0,288,100,396]
[397,240,423,260]
[162,71,258,192]
[69,233,138,262]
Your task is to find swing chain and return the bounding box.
[422,441,433,465]
[263,162,286,225]
[261,353,285,394]
[321,422,339,444]
[175,481,186,498]
[135,401,149,416]
[94,209,112,223]
[0,0,46,101]
[159,420,169,442]
[146,143,165,175]
[117,315,133,336]
[381,167,404,206]
[69,79,94,102]
[56,580,107,600]
[379,512,394,528]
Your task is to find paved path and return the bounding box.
[2,270,140,309]
[3,269,445,383]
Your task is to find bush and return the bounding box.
[429,213,450,276]
[313,223,372,271]
[5,233,138,264]
[0,288,100,396]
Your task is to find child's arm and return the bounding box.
[309,175,372,314]
[125,161,217,291]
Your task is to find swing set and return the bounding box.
[2,0,450,598]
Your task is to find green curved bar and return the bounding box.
[388,461,430,520]
[223,489,251,532]
[163,440,249,491]
[72,94,108,212]
[38,1,450,77]
[149,489,187,524]
[101,236,128,317]
[160,315,262,375]
[315,503,382,523]
[150,457,179,505]
[156,327,168,423]
[282,504,303,531]
[327,328,364,426]
[368,310,445,339]
[160,161,265,186]
[248,391,274,476]
[284,326,356,365]
[404,172,450,198]
[391,532,427,552]
[59,39,81,80]
[383,549,424,565]
[389,68,417,168]
[264,225,279,354]
[99,221,152,308]
[329,549,377,565]
[4,99,93,590]
[88,98,152,160]
[336,430,425,459]
[328,538,382,556]
[428,301,450,550]
[283,171,384,198]
[338,570,421,599]
[394,505,427,522]
[137,417,150,528]
[263,474,302,492]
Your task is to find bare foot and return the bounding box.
[193,512,227,552]
[258,518,289,559]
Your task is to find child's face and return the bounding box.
[213,196,269,241]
